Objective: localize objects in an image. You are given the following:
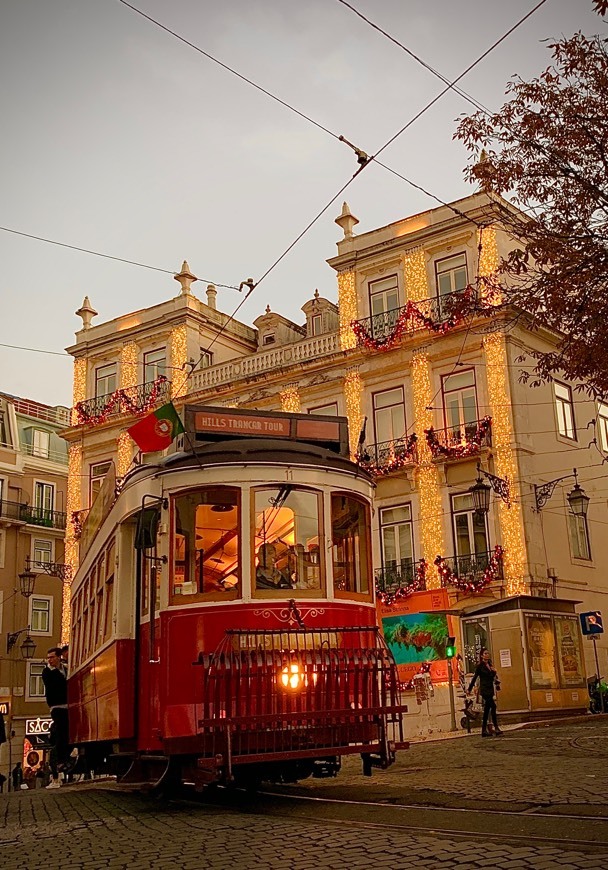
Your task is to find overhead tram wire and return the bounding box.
[116,0,546,234]
[0,225,239,290]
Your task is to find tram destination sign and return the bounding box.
[184,406,349,456]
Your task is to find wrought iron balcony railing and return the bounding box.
[74,377,171,426]
[439,550,503,584]
[0,499,28,523]
[21,442,69,464]
[358,434,418,475]
[425,417,492,460]
[354,289,475,345]
[375,559,419,592]
[19,505,67,530]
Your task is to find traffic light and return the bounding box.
[446,636,456,659]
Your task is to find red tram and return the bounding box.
[68,407,408,790]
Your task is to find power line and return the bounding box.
[0,225,239,289]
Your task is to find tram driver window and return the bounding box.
[253,487,322,593]
[173,487,240,597]
[331,494,371,596]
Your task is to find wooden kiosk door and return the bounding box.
[491,626,529,711]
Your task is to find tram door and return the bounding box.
[136,509,163,749]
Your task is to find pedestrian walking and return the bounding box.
[11,762,23,791]
[467,648,503,737]
[42,646,69,789]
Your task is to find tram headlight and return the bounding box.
[278,662,305,692]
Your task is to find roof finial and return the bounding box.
[174,260,198,296]
[335,202,359,239]
[75,296,98,330]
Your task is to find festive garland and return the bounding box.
[71,510,85,540]
[376,559,427,606]
[425,416,492,460]
[352,288,477,351]
[75,375,168,426]
[358,434,418,476]
[435,545,504,594]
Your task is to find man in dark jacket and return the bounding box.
[42,647,68,788]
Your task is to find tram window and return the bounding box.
[173,487,240,597]
[253,487,322,593]
[331,494,371,596]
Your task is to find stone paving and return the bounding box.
[0,719,607,869]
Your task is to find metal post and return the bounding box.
[448,662,457,731]
[591,636,605,713]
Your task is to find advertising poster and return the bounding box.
[525,613,558,689]
[378,589,452,683]
[554,616,586,687]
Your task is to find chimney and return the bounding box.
[206,284,217,309]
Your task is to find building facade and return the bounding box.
[0,393,69,785]
[61,193,607,720]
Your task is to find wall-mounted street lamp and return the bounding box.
[469,462,510,516]
[534,468,590,517]
[18,567,37,598]
[6,627,36,659]
[18,557,72,599]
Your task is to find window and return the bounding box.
[28,663,46,699]
[199,349,214,369]
[369,276,399,316]
[435,253,468,297]
[143,347,166,383]
[380,505,415,582]
[451,493,489,571]
[33,539,53,566]
[598,403,608,452]
[263,334,276,346]
[308,403,339,416]
[332,494,370,595]
[33,482,55,521]
[0,410,7,446]
[311,314,323,336]
[442,370,479,439]
[254,487,322,593]
[173,487,241,597]
[32,430,50,458]
[373,388,406,445]
[569,512,591,560]
[30,596,51,634]
[95,363,117,398]
[554,382,576,440]
[90,460,112,506]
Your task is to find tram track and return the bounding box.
[188,786,608,854]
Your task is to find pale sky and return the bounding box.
[0,0,602,407]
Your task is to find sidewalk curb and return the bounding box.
[408,712,606,744]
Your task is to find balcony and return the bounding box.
[425,417,492,460]
[74,377,171,426]
[21,442,69,464]
[437,548,503,593]
[0,500,66,529]
[375,559,419,592]
[353,289,475,347]
[358,434,418,476]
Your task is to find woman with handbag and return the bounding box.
[468,648,503,737]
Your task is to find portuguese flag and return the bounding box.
[127,402,184,453]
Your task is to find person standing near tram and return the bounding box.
[468,648,504,737]
[42,647,69,788]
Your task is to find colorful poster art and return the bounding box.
[381,611,451,683]
[525,613,558,689]
[554,616,586,687]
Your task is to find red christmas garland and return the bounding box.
[352,288,477,351]
[75,375,168,426]
[425,416,492,460]
[358,434,418,476]
[434,545,504,594]
[376,559,427,606]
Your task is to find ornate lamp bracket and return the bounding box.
[477,463,511,506]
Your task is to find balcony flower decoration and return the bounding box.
[434,545,504,594]
[376,559,427,606]
[71,510,85,541]
[351,287,477,352]
[357,434,418,476]
[425,416,492,460]
[75,375,168,426]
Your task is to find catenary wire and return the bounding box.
[0,225,239,289]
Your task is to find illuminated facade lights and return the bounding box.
[344,367,364,458]
[338,270,357,350]
[403,248,428,303]
[120,341,139,389]
[477,226,502,306]
[170,324,189,398]
[116,432,134,478]
[71,357,87,426]
[62,443,83,641]
[280,384,301,413]
[412,352,444,587]
[483,332,527,593]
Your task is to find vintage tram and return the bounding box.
[67,406,408,790]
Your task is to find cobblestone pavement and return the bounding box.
[0,719,607,870]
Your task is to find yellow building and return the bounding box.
[61,193,607,719]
